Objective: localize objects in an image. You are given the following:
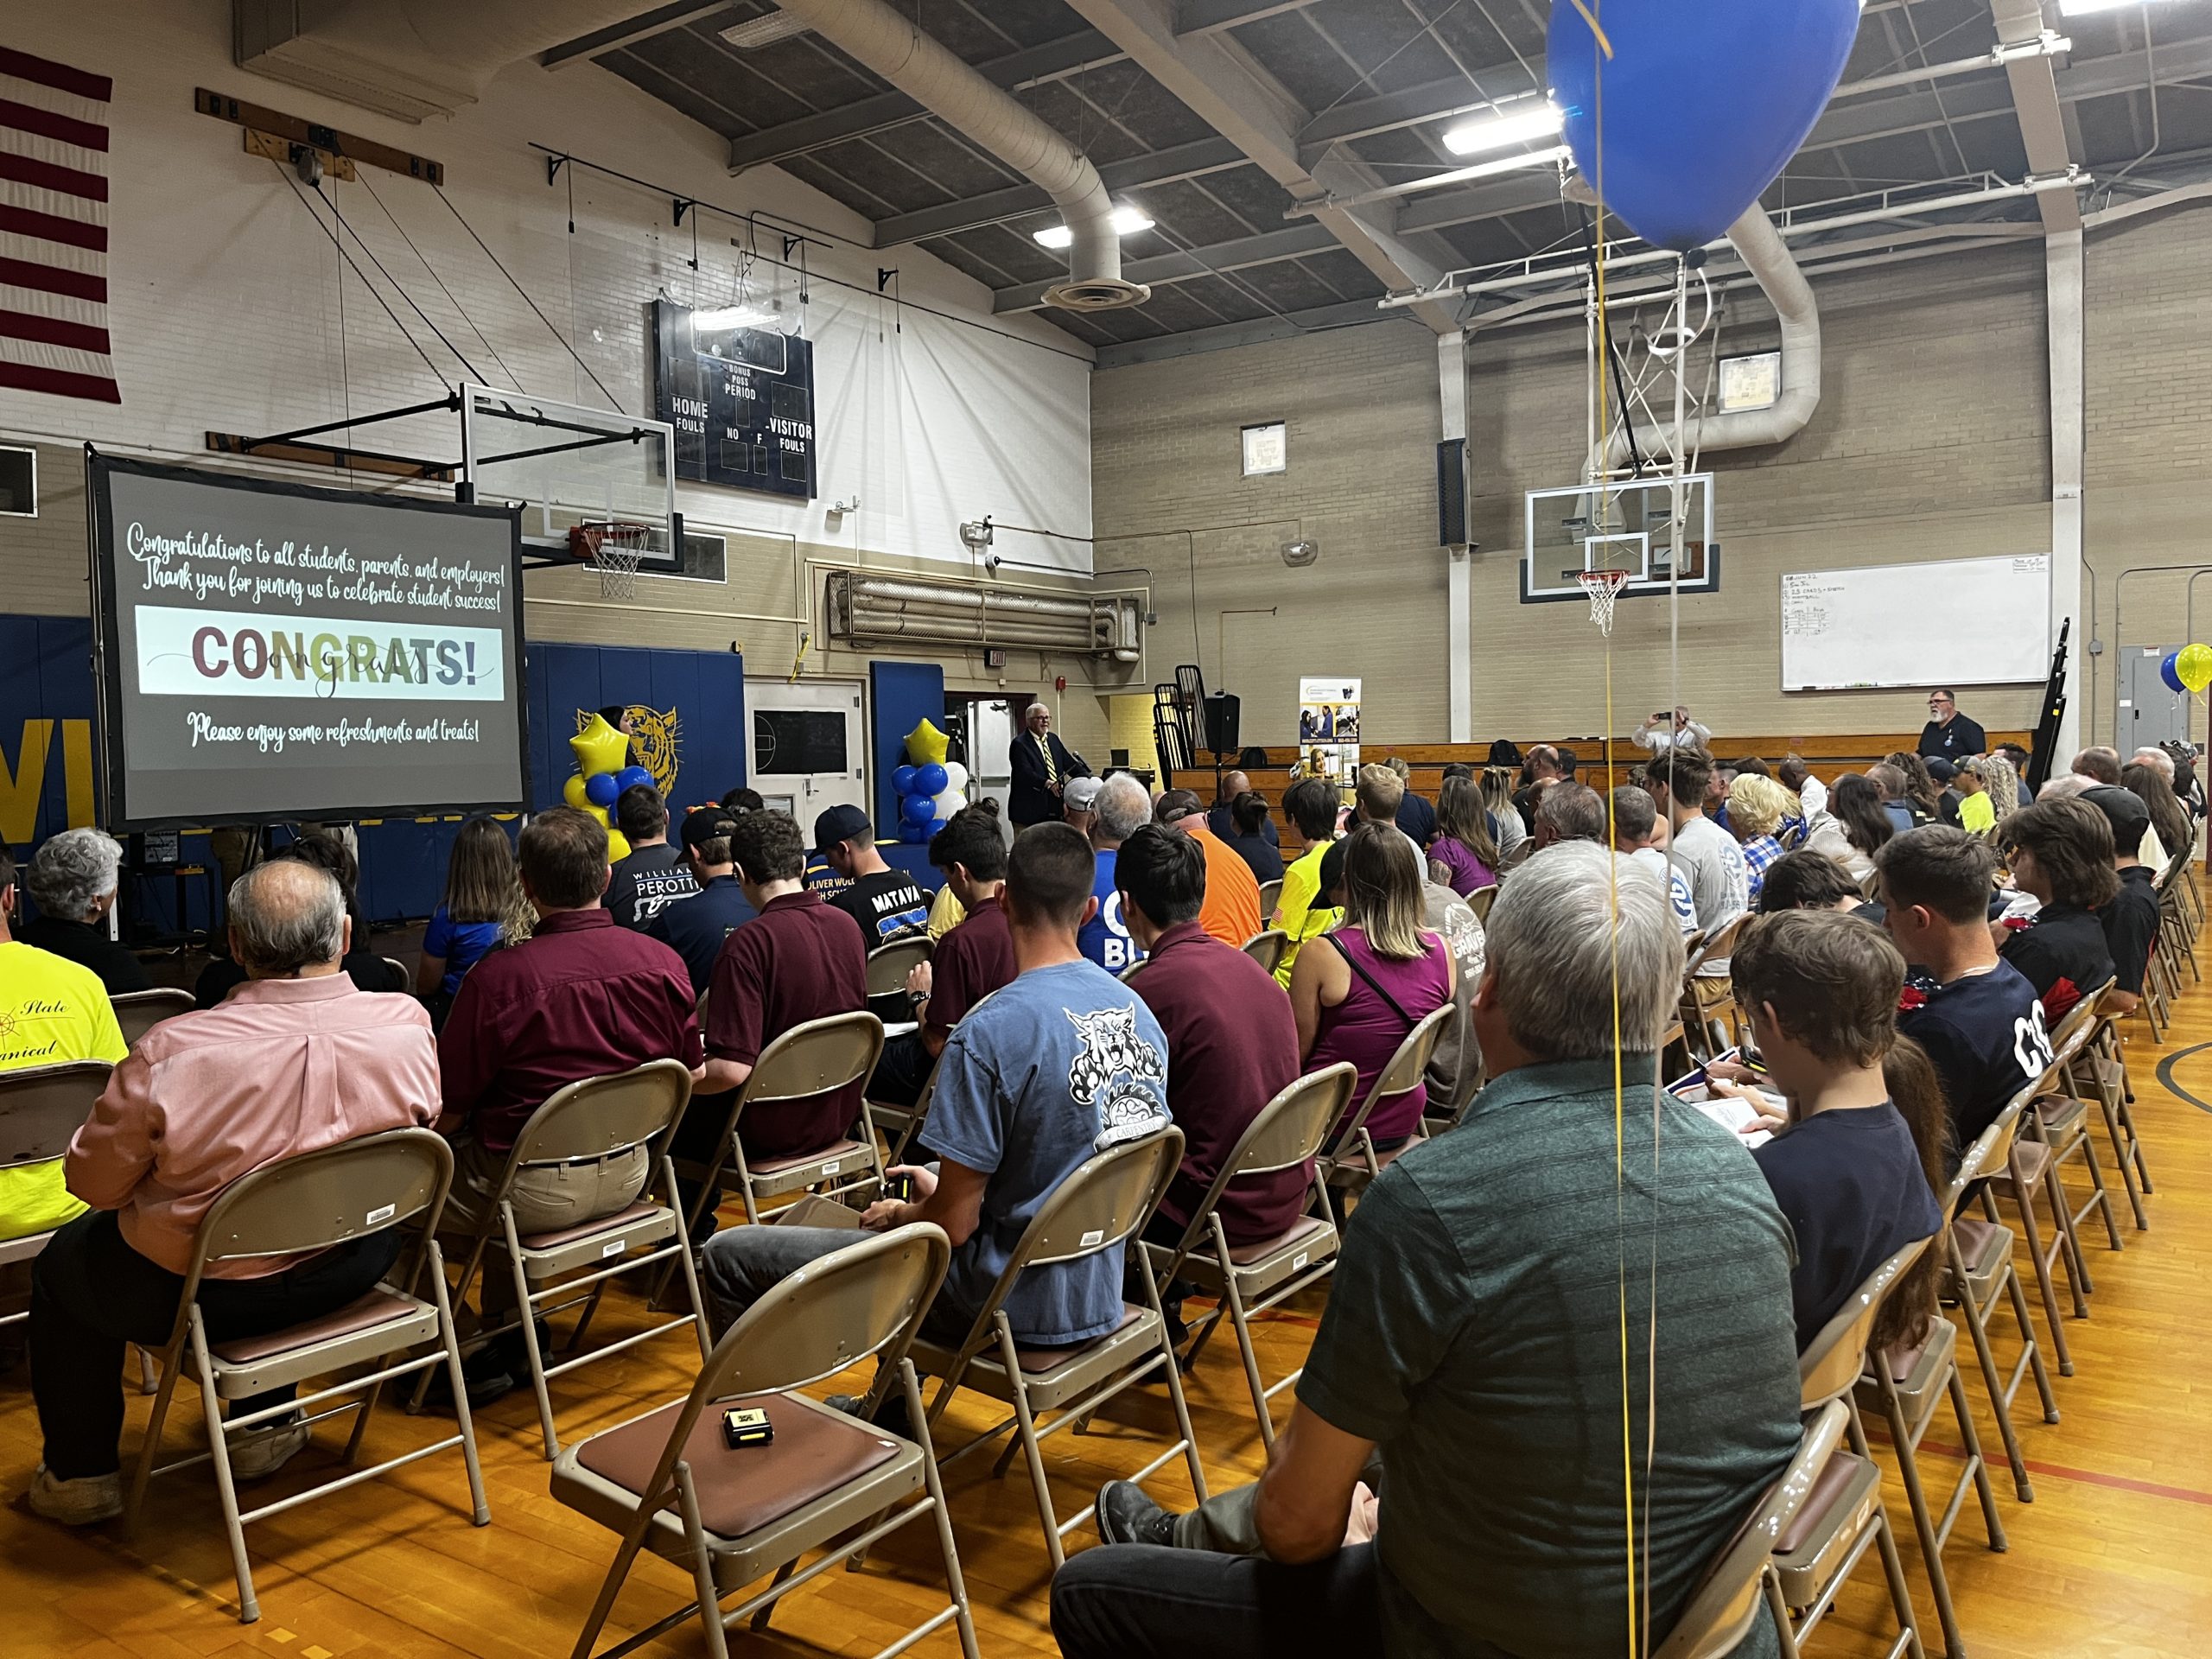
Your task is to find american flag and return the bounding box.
[0,46,117,403]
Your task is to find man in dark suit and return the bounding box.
[1008,702,1090,828]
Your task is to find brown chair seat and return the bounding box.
[210,1287,421,1364]
[1775,1448,1866,1555]
[750,1139,870,1177]
[575,1394,902,1539]
[1949,1216,2010,1276]
[1878,1330,1934,1386]
[2031,1094,2088,1137]
[1227,1214,1333,1268]
[518,1199,663,1252]
[2008,1140,2051,1187]
[1016,1305,1144,1374]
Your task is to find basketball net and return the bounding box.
[570,520,651,601]
[1578,568,1634,638]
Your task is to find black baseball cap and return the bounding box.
[813,804,874,855]
[679,806,741,855]
[1924,756,1955,783]
[2081,785,2150,855]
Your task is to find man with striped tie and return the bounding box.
[1009,702,1089,829]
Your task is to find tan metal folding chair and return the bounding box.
[410,1059,710,1459]
[0,1060,114,1334]
[1765,1239,1930,1659]
[109,988,194,1049]
[907,1127,1207,1569]
[123,1128,489,1624]
[674,1011,887,1235]
[2023,983,2123,1262]
[1239,927,1288,977]
[1973,1059,2088,1376]
[1118,957,1149,985]
[1654,1401,1849,1659]
[2066,992,2152,1229]
[1682,912,1751,1062]
[1257,878,1284,917]
[1465,883,1498,924]
[1319,1003,1454,1197]
[1943,1097,2057,1503]
[864,936,932,998]
[553,1223,979,1659]
[1143,1064,1354,1447]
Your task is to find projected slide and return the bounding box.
[89,454,528,828]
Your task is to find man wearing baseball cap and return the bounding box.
[1063,774,1104,837]
[2082,784,2159,1015]
[814,805,931,950]
[645,806,757,996]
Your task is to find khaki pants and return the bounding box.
[442,1134,649,1330]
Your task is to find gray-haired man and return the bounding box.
[1009,702,1090,828]
[1079,774,1151,971]
[22,827,149,995]
[1057,842,1802,1659]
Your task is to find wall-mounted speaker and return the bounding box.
[1436,437,1467,548]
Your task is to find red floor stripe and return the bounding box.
[1904,1441,2212,1507]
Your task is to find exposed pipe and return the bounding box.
[766,0,1148,312]
[842,574,1101,621]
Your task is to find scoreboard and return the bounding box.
[651,299,818,501]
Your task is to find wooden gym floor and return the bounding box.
[3,997,2211,1656]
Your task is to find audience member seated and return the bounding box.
[1825,772,1893,880]
[1876,826,2054,1150]
[194,836,406,1007]
[719,786,765,814]
[922,800,1005,939]
[1646,749,1749,967]
[1757,849,1875,917]
[1531,780,1606,849]
[19,830,148,995]
[1426,773,1500,896]
[1272,777,1345,988]
[1778,753,1828,819]
[1509,745,1563,830]
[1217,790,1286,887]
[2072,746,2125,787]
[1478,764,1530,859]
[1997,798,2119,1023]
[23,861,438,1524]
[1726,772,1796,906]
[1720,912,1946,1350]
[1870,761,1929,833]
[1062,773,1103,841]
[1417,867,1485,1122]
[868,810,1015,1112]
[644,806,757,997]
[606,785,699,931]
[1351,764,1426,865]
[2125,760,2193,868]
[2082,785,2158,1016]
[1156,789,1262,948]
[1291,825,1453,1159]
[815,805,931,949]
[702,823,1169,1394]
[416,816,528,1014]
[1995,743,2037,805]
[1953,756,1999,835]
[1077,774,1152,973]
[1208,771,1278,850]
[0,845,126,1249]
[1610,785,1697,934]
[1384,757,1436,849]
[1059,842,1800,1659]
[1919,756,1964,826]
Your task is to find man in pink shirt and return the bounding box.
[24,860,438,1527]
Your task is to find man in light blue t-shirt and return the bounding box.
[699,819,1170,1366]
[1077,774,1151,973]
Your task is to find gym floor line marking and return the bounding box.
[2152,1040,2212,1115]
[1916,1440,2212,1508]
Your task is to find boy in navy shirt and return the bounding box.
[645,807,756,995]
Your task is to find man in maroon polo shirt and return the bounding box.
[868,807,1016,1110]
[699,810,869,1158]
[1116,825,1307,1257]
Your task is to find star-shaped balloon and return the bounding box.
[905,717,950,767]
[570,715,628,778]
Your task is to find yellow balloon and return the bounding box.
[562,773,591,810]
[605,830,632,864]
[585,803,610,827]
[2179,643,2212,696]
[569,715,628,778]
[905,716,950,767]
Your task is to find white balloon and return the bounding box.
[931,785,964,819]
[940,760,969,793]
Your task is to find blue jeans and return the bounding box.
[1050,1541,1381,1659]
[701,1224,975,1350]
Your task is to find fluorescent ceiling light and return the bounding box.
[2058,0,2180,13]
[1033,206,1154,249]
[692,303,777,331]
[1442,102,1564,156]
[719,10,810,49]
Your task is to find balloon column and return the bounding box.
[2167,645,2212,699]
[561,714,651,863]
[893,717,969,843]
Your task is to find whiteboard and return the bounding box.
[1780,555,2050,691]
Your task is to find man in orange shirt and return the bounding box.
[1156,790,1262,949]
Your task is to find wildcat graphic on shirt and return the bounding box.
[1065,1003,1168,1149]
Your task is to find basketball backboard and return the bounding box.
[460,385,678,571]
[1522,474,1720,604]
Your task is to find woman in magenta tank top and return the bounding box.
[1290,823,1456,1150]
[1427,772,1500,897]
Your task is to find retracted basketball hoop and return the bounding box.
[569,520,651,600]
[1578,568,1633,636]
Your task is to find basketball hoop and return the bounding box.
[569,520,652,600]
[1578,569,1633,636]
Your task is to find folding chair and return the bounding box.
[0,1060,114,1332]
[412,1059,711,1459]
[1681,913,1751,1062]
[674,1011,887,1236]
[2066,991,2152,1229]
[1764,1239,1930,1659]
[2024,982,2123,1261]
[1240,927,1288,977]
[110,988,194,1049]
[1142,1063,1356,1447]
[1497,840,1533,873]
[1465,883,1498,924]
[1972,1061,2088,1376]
[554,1224,979,1659]
[908,1127,1207,1570]
[1943,1098,2057,1503]
[1257,878,1284,917]
[124,1128,489,1624]
[1319,1004,1454,1198]
[1654,1401,1849,1659]
[864,936,932,999]
[1118,957,1149,985]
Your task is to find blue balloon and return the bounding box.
[892,765,919,796]
[901,791,938,827]
[914,762,949,797]
[616,765,655,794]
[583,772,620,808]
[1549,0,1859,251]
[898,819,931,844]
[2164,652,2188,696]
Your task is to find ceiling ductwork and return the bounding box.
[763,0,1149,313]
[825,571,1143,662]
[233,0,650,122]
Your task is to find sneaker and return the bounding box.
[416,1345,518,1411]
[1094,1479,1177,1548]
[228,1419,310,1482]
[24,1465,122,1526]
[825,1389,915,1443]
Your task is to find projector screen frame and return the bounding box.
[86,448,534,833]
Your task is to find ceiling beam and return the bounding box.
[994,223,1342,312]
[1093,296,1404,366]
[541,3,734,71]
[876,136,1248,245]
[1298,66,1543,160]
[1989,0,2080,232]
[723,29,1119,173]
[1060,0,1458,332]
[1175,0,1324,35]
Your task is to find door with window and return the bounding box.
[746,679,867,823]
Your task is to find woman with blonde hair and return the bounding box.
[1726,772,1799,906]
[418,816,531,1007]
[1477,764,1529,858]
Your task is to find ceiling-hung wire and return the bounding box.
[356,168,525,392]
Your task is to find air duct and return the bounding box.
[234,1,649,121]
[766,0,1148,312]
[1604,205,1819,466]
[826,571,1143,662]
